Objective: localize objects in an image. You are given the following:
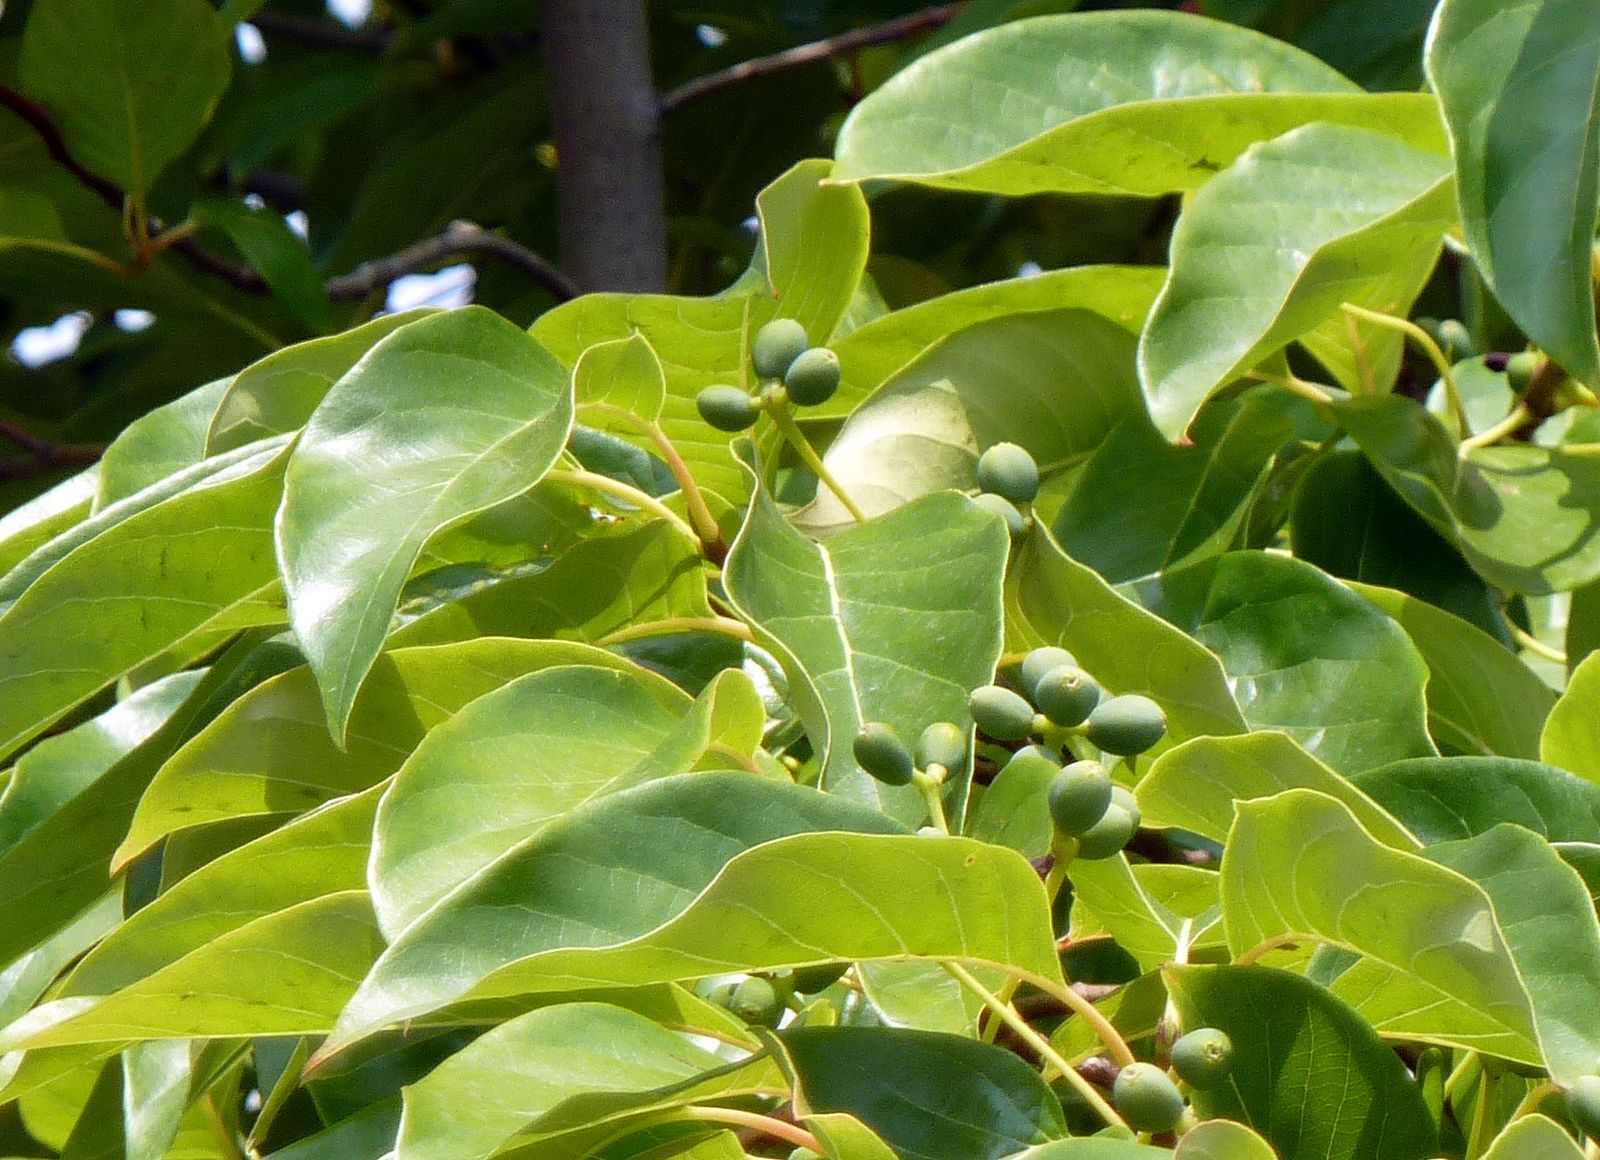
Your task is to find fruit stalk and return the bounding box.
[766,396,867,522]
[545,468,699,541]
[579,402,726,552]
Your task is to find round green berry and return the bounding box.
[1113,1062,1186,1133]
[916,721,966,772]
[1171,1028,1233,1091]
[789,961,850,995]
[783,347,842,407]
[696,385,759,432]
[1020,646,1077,700]
[729,976,784,1028]
[853,722,915,787]
[752,318,809,379]
[976,442,1040,504]
[1075,801,1138,860]
[968,684,1036,742]
[1008,743,1062,768]
[1034,665,1101,727]
[1048,760,1113,837]
[1110,784,1140,829]
[1506,350,1541,392]
[694,978,737,1007]
[1570,1075,1600,1140]
[1085,694,1167,756]
[973,492,1026,538]
[1436,319,1475,361]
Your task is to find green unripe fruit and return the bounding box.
[789,961,850,995]
[1436,319,1474,361]
[1113,1062,1186,1133]
[694,978,737,1007]
[1048,760,1113,837]
[968,684,1036,742]
[976,442,1040,504]
[1569,1076,1600,1140]
[729,976,784,1027]
[1008,744,1062,767]
[973,493,1026,539]
[1171,1028,1234,1090]
[1110,784,1140,829]
[916,721,966,772]
[1075,801,1138,860]
[783,347,842,406]
[1020,646,1077,700]
[853,722,915,787]
[752,318,809,379]
[696,385,759,432]
[1506,350,1541,392]
[1034,665,1101,727]
[1085,694,1167,756]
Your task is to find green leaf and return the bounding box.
[1165,964,1437,1160]
[395,1003,781,1160]
[1333,394,1600,595]
[1010,1142,1169,1159]
[0,467,96,579]
[193,200,334,332]
[1137,732,1418,849]
[17,0,231,196]
[1172,1120,1278,1160]
[1479,1115,1586,1160]
[782,1027,1063,1160]
[833,10,1447,196]
[0,894,121,1030]
[1147,552,1435,773]
[1425,824,1600,1083]
[1220,789,1542,1066]
[856,961,990,1036]
[1053,392,1296,582]
[1353,755,1600,845]
[120,639,645,860]
[795,309,1144,533]
[328,779,1058,1050]
[1006,523,1246,744]
[724,473,1007,825]
[805,1113,901,1160]
[966,754,1056,858]
[0,440,288,761]
[1066,855,1195,974]
[1426,0,1600,389]
[1543,651,1600,782]
[277,306,574,741]
[94,378,233,510]
[1140,123,1452,438]
[825,267,1164,419]
[60,786,379,1000]
[206,311,433,455]
[573,333,667,434]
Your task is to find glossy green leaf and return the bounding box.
[805,1113,900,1160]
[725,474,1007,825]
[1426,824,1600,1083]
[0,467,96,579]
[1543,651,1600,782]
[0,440,288,762]
[1166,964,1437,1160]
[1053,391,1295,581]
[1221,789,1541,1064]
[1006,522,1245,744]
[278,306,574,740]
[1140,123,1452,438]
[796,309,1143,532]
[966,754,1055,858]
[825,267,1164,418]
[833,11,1448,196]
[0,894,121,1031]
[120,639,645,860]
[194,200,333,332]
[1137,732,1417,849]
[857,960,990,1036]
[329,779,1059,1050]
[17,0,231,195]
[1479,1114,1586,1160]
[573,333,667,434]
[782,1027,1063,1160]
[93,378,233,510]
[1427,0,1600,389]
[1010,1142,1169,1160]
[1353,756,1600,847]
[1067,854,1193,973]
[1172,1120,1277,1160]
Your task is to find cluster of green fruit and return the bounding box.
[972,441,1039,539]
[1112,1028,1234,1133]
[694,961,851,1028]
[696,318,842,431]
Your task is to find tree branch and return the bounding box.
[659,4,965,115]
[0,421,104,482]
[248,11,392,54]
[0,83,123,211]
[326,222,579,301]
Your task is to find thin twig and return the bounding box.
[325,222,579,302]
[249,11,393,54]
[660,4,965,114]
[0,421,104,482]
[0,83,123,210]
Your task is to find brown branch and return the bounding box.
[0,421,104,482]
[248,11,392,54]
[0,84,123,211]
[659,3,965,115]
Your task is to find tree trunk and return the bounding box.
[537,0,667,293]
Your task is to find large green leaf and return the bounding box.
[1053,391,1295,582]
[193,199,333,332]
[0,440,288,761]
[1140,123,1453,439]
[1352,756,1600,846]
[328,779,1058,1051]
[1426,824,1600,1083]
[1166,964,1437,1160]
[119,639,647,860]
[1006,523,1245,744]
[278,306,573,740]
[1137,731,1417,849]
[1066,854,1197,973]
[0,467,96,579]
[17,0,231,195]
[93,378,233,510]
[371,665,763,936]
[1479,1115,1586,1160]
[782,1027,1063,1160]
[1543,651,1600,782]
[724,474,1007,825]
[1172,1121,1277,1160]
[833,10,1448,196]
[1220,789,1542,1065]
[1427,0,1600,389]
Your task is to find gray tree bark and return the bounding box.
[537,0,667,293]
